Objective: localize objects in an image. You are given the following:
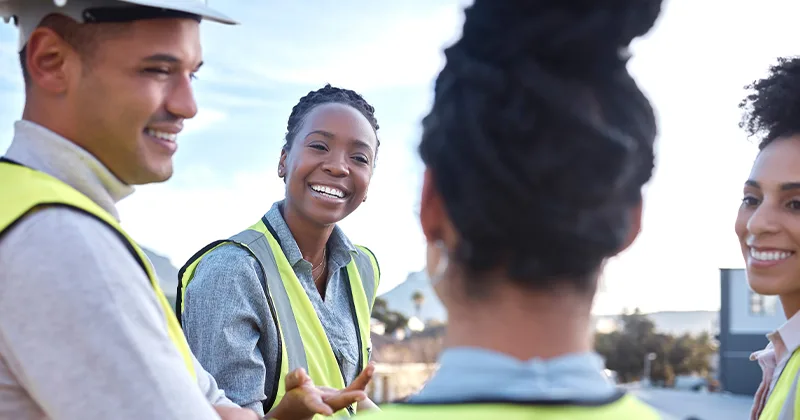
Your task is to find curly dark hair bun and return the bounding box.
[421,0,662,292]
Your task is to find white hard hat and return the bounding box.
[0,0,237,52]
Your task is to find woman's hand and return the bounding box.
[265,366,373,420]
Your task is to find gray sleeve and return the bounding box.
[182,244,280,416]
[0,208,222,420]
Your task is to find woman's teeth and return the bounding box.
[311,185,344,198]
[750,249,794,261]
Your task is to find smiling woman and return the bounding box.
[176,84,383,418]
[736,56,800,420]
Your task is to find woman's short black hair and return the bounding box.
[421,0,663,292]
[284,83,380,150]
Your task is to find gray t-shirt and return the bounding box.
[0,120,236,420]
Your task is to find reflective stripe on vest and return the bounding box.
[0,161,198,381]
[177,218,379,418]
[760,348,800,420]
[354,393,661,420]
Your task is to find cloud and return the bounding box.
[181,107,227,136]
[197,1,467,93]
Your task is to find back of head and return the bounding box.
[421,0,662,292]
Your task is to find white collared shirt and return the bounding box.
[750,310,800,420]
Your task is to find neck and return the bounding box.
[444,282,594,360]
[281,201,333,285]
[22,101,76,145]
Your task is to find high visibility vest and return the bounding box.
[176,218,380,418]
[355,392,661,420]
[760,348,800,419]
[0,159,197,381]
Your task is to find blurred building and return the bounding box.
[718,268,785,395]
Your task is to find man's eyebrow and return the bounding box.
[142,54,203,70]
[142,53,180,63]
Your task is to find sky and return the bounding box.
[1,0,799,315]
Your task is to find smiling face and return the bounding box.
[735,136,800,301]
[278,102,378,227]
[27,16,203,185]
[73,18,202,184]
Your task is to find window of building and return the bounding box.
[749,291,779,316]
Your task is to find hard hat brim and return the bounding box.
[0,0,238,25]
[114,0,237,25]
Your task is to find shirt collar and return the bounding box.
[410,347,616,403]
[4,120,134,220]
[767,310,800,362]
[264,200,357,269]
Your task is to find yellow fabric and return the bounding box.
[0,162,197,380]
[179,219,379,418]
[760,349,800,420]
[356,394,660,420]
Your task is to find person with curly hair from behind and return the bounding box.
[357,0,664,418]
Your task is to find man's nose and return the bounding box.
[165,74,198,120]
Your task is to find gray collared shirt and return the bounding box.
[183,201,363,415]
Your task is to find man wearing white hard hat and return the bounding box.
[0,1,368,419]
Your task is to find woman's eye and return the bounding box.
[353,155,369,164]
[309,144,327,151]
[787,200,800,210]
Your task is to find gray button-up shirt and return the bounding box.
[182,201,364,415]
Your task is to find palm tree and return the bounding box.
[411,290,425,320]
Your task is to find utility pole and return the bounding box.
[643,352,657,387]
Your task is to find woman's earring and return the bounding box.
[429,240,449,286]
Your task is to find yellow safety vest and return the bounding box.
[760,348,800,419]
[177,218,380,419]
[355,392,660,420]
[0,159,197,381]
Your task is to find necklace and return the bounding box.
[310,248,327,271]
[310,248,327,282]
[312,258,327,283]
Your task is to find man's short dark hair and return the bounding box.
[19,13,121,86]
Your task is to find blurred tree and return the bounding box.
[595,309,714,385]
[372,297,409,335]
[412,290,425,319]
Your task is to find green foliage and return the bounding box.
[595,309,717,385]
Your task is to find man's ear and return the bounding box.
[25,26,77,95]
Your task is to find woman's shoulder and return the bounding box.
[191,241,262,281]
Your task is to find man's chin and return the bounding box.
[127,166,174,186]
